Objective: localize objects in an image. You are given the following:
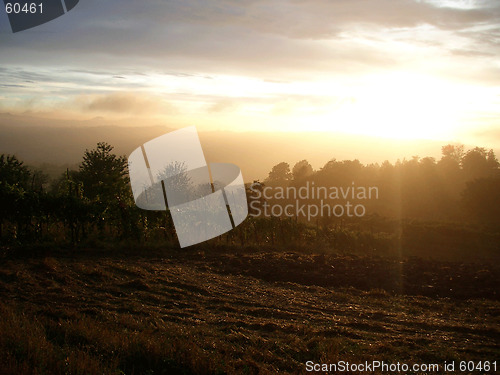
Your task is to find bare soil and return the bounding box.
[0,247,498,374]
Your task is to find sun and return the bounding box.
[312,73,468,140]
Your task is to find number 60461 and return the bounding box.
[5,3,43,14]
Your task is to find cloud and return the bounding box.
[78,93,178,115]
[117,0,499,38]
[1,0,499,137]
[207,99,239,113]
[0,0,498,81]
[449,48,496,57]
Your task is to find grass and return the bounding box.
[0,246,498,374]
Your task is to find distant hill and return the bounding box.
[0,112,451,181]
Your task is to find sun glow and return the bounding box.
[144,71,487,141]
[308,73,472,140]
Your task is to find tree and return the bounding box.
[265,162,292,185]
[462,147,498,180]
[75,143,134,238]
[441,144,464,165]
[486,149,500,170]
[0,155,32,237]
[0,154,31,188]
[292,160,313,181]
[78,142,129,202]
[0,155,48,242]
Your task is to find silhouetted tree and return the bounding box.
[292,160,313,181]
[78,142,129,202]
[462,147,495,180]
[441,144,465,166]
[0,154,30,188]
[265,162,292,185]
[0,155,32,241]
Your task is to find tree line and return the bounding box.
[0,143,499,256]
[261,144,500,225]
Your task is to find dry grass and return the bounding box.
[0,247,498,374]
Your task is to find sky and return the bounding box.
[1,0,499,147]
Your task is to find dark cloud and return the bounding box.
[0,67,56,83]
[0,84,26,88]
[0,0,498,80]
